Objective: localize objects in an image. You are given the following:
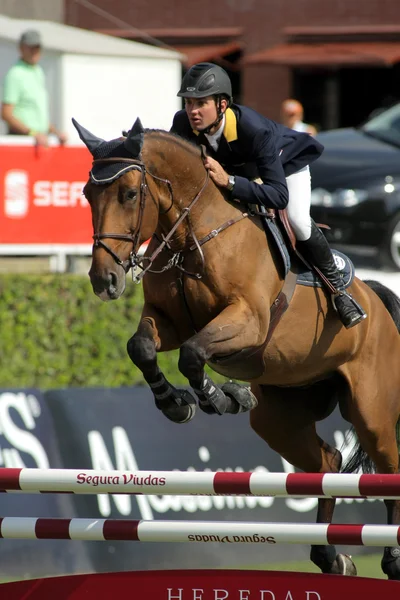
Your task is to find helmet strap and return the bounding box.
[200,97,224,135]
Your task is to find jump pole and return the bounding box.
[1,468,400,498]
[0,518,399,545]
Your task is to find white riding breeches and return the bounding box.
[286,165,312,241]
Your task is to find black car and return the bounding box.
[310,103,400,270]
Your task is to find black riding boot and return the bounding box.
[297,222,367,329]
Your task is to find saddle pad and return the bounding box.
[258,211,354,290]
[296,249,355,289]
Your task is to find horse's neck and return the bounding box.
[147,135,233,249]
[145,135,279,291]
[166,180,238,252]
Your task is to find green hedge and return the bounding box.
[0,274,224,389]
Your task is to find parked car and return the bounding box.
[310,102,400,270]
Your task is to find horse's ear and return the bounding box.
[71,118,104,155]
[124,117,144,157]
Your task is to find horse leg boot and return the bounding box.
[297,222,367,329]
[127,315,196,424]
[381,500,400,579]
[179,341,257,415]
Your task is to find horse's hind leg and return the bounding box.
[250,384,356,576]
[341,376,400,579]
[382,500,400,579]
[311,439,356,576]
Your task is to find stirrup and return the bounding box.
[331,291,367,328]
[331,290,364,313]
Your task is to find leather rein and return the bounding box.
[91,155,248,283]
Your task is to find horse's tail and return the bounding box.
[364,279,400,332]
[342,279,400,474]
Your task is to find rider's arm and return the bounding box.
[231,129,289,210]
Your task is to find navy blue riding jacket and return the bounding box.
[170,103,324,210]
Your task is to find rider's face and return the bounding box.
[185,96,225,132]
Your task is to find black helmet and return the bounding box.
[177,63,232,104]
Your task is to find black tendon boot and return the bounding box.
[297,222,367,329]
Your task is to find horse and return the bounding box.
[73,117,400,579]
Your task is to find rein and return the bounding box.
[91,155,248,283]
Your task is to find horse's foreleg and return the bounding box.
[178,304,259,415]
[127,307,196,424]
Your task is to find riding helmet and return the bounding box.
[177,63,232,104]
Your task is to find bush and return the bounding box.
[0,274,225,389]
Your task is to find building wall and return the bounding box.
[64,0,400,56]
[64,0,400,46]
[0,0,64,21]
[65,0,400,123]
[61,54,181,139]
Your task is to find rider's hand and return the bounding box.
[203,156,230,188]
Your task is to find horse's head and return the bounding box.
[73,117,160,301]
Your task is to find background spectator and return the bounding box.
[280,99,317,136]
[1,29,67,147]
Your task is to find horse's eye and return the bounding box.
[125,189,137,202]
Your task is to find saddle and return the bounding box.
[247,206,356,345]
[249,205,355,292]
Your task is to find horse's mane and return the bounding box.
[122,127,202,159]
[146,129,202,158]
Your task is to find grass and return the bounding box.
[236,553,385,579]
[0,553,387,585]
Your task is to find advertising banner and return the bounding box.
[45,387,385,572]
[1,570,399,600]
[0,388,93,578]
[0,385,387,579]
[0,144,92,245]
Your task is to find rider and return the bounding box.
[170,62,367,329]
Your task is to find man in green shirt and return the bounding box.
[1,30,67,147]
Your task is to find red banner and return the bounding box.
[0,144,92,245]
[1,570,399,599]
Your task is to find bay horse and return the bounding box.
[74,117,400,579]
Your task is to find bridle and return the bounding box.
[91,156,178,276]
[91,154,247,283]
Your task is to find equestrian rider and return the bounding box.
[170,62,367,329]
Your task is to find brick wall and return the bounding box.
[65,0,400,47]
[64,0,400,121]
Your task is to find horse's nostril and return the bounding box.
[109,272,118,290]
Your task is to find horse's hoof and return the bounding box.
[221,382,258,414]
[157,389,197,424]
[329,554,357,576]
[381,547,400,580]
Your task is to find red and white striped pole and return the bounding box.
[0,518,399,545]
[1,468,400,498]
